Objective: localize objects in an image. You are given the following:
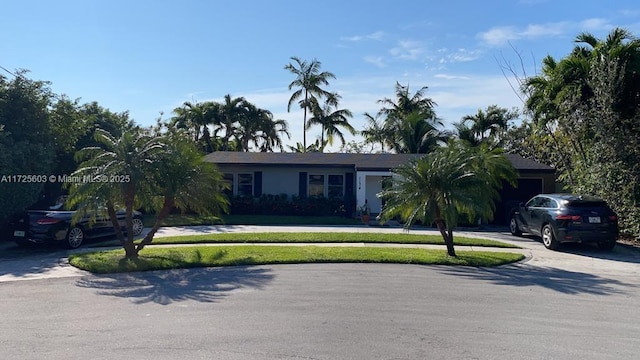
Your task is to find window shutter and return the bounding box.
[298,172,307,198]
[254,171,262,197]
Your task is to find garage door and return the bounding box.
[494,178,543,225]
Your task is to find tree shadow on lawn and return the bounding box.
[75,266,274,305]
[438,264,637,296]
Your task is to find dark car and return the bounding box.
[509,193,618,250]
[10,208,144,249]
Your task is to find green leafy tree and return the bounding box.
[455,105,518,149]
[306,93,355,150]
[377,82,446,153]
[0,71,54,223]
[361,112,387,152]
[519,27,640,237]
[378,140,516,256]
[285,57,336,151]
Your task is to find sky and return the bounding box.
[2,0,639,151]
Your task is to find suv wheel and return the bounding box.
[541,224,559,250]
[509,216,522,236]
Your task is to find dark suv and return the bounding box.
[509,194,618,250]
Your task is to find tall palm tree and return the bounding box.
[170,101,217,153]
[214,94,246,151]
[68,127,165,258]
[285,56,336,151]
[377,82,444,154]
[385,110,446,154]
[378,140,516,256]
[306,93,355,150]
[361,112,388,152]
[258,116,290,152]
[378,82,437,120]
[456,105,517,149]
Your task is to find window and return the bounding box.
[223,173,234,196]
[237,173,253,197]
[327,175,344,198]
[308,175,324,197]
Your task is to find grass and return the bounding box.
[142,232,520,248]
[68,245,525,274]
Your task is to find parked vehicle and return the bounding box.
[10,208,144,249]
[509,194,618,250]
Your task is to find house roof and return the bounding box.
[203,151,555,173]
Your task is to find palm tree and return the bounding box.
[285,56,336,151]
[377,82,445,153]
[361,112,387,152]
[170,101,217,153]
[385,110,446,154]
[306,93,355,150]
[135,129,229,255]
[258,116,290,152]
[214,94,246,151]
[378,82,437,120]
[68,127,164,258]
[456,105,517,149]
[378,140,516,256]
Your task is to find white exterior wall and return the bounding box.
[356,171,392,215]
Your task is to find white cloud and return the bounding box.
[363,56,386,68]
[439,48,482,63]
[434,74,471,80]
[580,18,613,31]
[479,22,570,46]
[389,40,425,60]
[340,31,386,42]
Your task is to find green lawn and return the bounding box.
[69,245,525,274]
[142,232,519,248]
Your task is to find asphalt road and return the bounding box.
[1,226,639,359]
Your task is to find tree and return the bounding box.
[377,82,445,153]
[68,127,165,258]
[285,57,336,151]
[385,110,446,154]
[134,128,229,255]
[455,105,518,149]
[519,27,640,237]
[170,101,218,153]
[306,93,355,150]
[378,140,516,256]
[361,112,387,152]
[215,94,246,151]
[0,71,55,224]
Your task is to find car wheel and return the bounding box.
[541,224,559,250]
[132,217,144,236]
[509,216,522,236]
[66,226,84,249]
[597,240,616,251]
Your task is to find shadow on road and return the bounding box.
[75,266,274,305]
[438,265,637,296]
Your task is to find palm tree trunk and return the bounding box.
[303,91,308,151]
[123,186,137,259]
[106,200,125,246]
[434,219,456,257]
[135,197,174,254]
